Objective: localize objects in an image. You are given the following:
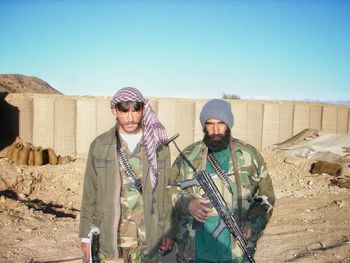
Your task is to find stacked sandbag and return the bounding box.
[9,142,23,164]
[48,148,58,165]
[28,146,35,166]
[18,144,30,165]
[310,160,343,176]
[3,138,60,166]
[4,136,22,160]
[34,146,44,166]
[311,161,350,189]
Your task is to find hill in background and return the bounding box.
[0,74,62,94]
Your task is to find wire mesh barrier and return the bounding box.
[2,94,349,162]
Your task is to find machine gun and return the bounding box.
[165,133,256,263]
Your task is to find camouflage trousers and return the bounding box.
[176,254,250,263]
[98,247,163,263]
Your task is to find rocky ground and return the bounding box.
[0,150,350,263]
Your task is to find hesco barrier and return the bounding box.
[4,94,350,162]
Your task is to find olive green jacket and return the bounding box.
[79,125,173,260]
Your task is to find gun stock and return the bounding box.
[89,227,100,263]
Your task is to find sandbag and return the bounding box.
[4,137,22,159]
[28,147,35,166]
[5,143,15,159]
[42,149,49,165]
[48,148,58,165]
[310,160,342,176]
[34,146,43,166]
[11,142,23,164]
[18,144,30,165]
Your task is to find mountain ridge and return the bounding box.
[0,74,62,94]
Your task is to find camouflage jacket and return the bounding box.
[168,138,275,262]
[79,125,173,260]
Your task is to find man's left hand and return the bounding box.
[159,237,173,255]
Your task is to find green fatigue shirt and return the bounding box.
[168,138,275,263]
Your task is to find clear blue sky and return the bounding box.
[1,0,349,102]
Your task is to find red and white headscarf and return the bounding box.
[111,87,168,190]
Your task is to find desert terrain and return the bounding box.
[0,148,349,263]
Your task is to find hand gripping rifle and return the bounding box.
[165,133,256,263]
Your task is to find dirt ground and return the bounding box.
[0,149,350,263]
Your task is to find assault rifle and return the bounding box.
[165,133,256,263]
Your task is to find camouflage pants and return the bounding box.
[98,248,163,263]
[176,257,249,263]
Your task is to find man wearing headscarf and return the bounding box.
[79,87,174,262]
[168,99,275,263]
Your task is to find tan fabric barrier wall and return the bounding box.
[310,104,323,130]
[4,94,350,158]
[32,97,55,148]
[194,100,207,142]
[54,99,77,156]
[231,101,248,142]
[157,98,196,161]
[231,101,264,149]
[322,105,338,133]
[262,103,280,149]
[337,106,349,134]
[6,98,33,143]
[293,104,311,135]
[278,103,294,143]
[96,99,115,136]
[76,99,97,155]
[246,102,264,150]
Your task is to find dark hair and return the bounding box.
[115,101,144,112]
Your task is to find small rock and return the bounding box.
[18,193,26,200]
[333,200,345,208]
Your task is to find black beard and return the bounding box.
[203,129,231,152]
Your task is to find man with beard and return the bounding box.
[168,99,275,263]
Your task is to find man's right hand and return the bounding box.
[81,242,90,263]
[188,198,212,222]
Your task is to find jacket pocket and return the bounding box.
[94,159,114,180]
[94,158,113,168]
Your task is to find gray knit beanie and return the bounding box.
[199,99,234,129]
